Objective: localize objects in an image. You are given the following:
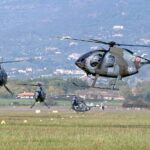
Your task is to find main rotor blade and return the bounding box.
[17,83,39,86]
[58,36,115,45]
[57,36,105,43]
[116,43,150,47]
[89,39,109,44]
[4,85,14,96]
[17,83,47,86]
[0,58,34,64]
[58,36,150,48]
[90,40,150,47]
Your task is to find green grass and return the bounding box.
[54,100,69,105]
[0,98,34,106]
[0,98,123,107]
[0,109,150,150]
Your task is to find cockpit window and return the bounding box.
[81,50,105,59]
[109,55,115,62]
[106,55,115,67]
[81,52,93,59]
[90,54,102,67]
[91,62,99,67]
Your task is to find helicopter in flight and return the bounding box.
[59,37,150,90]
[0,59,31,95]
[18,82,50,108]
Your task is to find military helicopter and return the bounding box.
[18,83,50,108]
[71,95,99,112]
[0,59,31,95]
[59,37,150,90]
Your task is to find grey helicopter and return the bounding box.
[18,82,50,108]
[0,59,30,95]
[59,37,150,90]
[71,95,99,112]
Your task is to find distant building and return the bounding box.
[26,67,32,72]
[54,69,85,76]
[75,89,125,101]
[113,25,124,30]
[18,70,26,74]
[140,38,150,44]
[17,92,34,99]
[67,53,80,60]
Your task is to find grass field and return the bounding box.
[0,98,34,106]
[0,107,150,150]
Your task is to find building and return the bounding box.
[17,92,34,99]
[75,89,125,101]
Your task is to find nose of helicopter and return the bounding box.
[75,59,85,69]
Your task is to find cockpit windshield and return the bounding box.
[78,50,106,62]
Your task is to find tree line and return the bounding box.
[1,77,150,108]
[0,77,87,98]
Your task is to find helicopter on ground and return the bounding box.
[71,95,100,112]
[59,37,150,90]
[0,59,31,95]
[18,83,50,108]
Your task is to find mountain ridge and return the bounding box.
[0,0,150,79]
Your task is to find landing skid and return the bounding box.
[30,101,50,109]
[30,101,36,108]
[73,74,121,91]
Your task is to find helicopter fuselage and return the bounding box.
[75,47,150,78]
[59,36,150,89]
[34,88,46,102]
[0,67,7,86]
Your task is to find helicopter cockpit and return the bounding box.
[75,50,106,73]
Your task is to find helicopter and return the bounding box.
[59,37,150,90]
[18,83,50,108]
[0,59,31,95]
[71,95,99,112]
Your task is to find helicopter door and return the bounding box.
[105,55,115,67]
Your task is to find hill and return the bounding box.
[0,0,150,79]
